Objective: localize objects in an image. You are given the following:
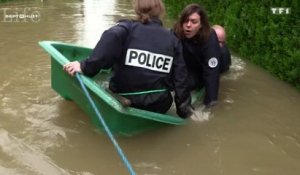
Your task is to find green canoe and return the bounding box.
[39,41,203,136]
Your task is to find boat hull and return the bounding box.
[39,41,197,136]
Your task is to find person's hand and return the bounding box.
[205,100,217,108]
[183,105,197,119]
[63,61,82,76]
[177,104,196,119]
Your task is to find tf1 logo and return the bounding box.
[270,7,291,15]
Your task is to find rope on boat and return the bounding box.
[75,73,136,175]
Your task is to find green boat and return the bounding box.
[39,41,203,136]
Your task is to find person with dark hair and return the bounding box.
[63,0,195,118]
[213,25,231,73]
[173,3,221,107]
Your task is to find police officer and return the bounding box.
[213,25,231,73]
[173,3,221,107]
[63,0,194,118]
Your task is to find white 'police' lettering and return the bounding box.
[125,49,173,73]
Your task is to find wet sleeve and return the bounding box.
[80,25,127,77]
[225,45,232,66]
[172,39,193,118]
[201,31,221,105]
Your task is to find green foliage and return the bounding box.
[164,0,300,91]
[0,0,12,2]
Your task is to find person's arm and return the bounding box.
[220,44,231,73]
[226,45,231,66]
[201,30,221,106]
[172,39,194,118]
[223,44,231,68]
[80,25,128,77]
[64,24,128,77]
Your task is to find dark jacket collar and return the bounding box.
[150,17,163,26]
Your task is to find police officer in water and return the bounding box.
[212,25,231,74]
[63,0,195,119]
[173,3,222,107]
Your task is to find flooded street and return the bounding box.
[0,0,300,174]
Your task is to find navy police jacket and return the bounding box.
[181,30,221,106]
[220,44,231,74]
[80,19,191,117]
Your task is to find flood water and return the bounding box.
[0,0,300,174]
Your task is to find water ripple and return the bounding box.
[0,129,69,175]
[222,56,246,80]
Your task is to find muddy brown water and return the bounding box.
[0,0,299,174]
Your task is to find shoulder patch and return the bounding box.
[208,57,218,68]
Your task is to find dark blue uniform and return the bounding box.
[80,19,192,118]
[181,30,221,106]
[219,44,231,74]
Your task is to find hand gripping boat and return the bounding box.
[39,41,203,136]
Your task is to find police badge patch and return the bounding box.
[208,57,218,68]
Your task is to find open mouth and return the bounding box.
[184,30,193,37]
[184,30,190,34]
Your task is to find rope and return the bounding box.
[118,89,167,96]
[75,73,136,175]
